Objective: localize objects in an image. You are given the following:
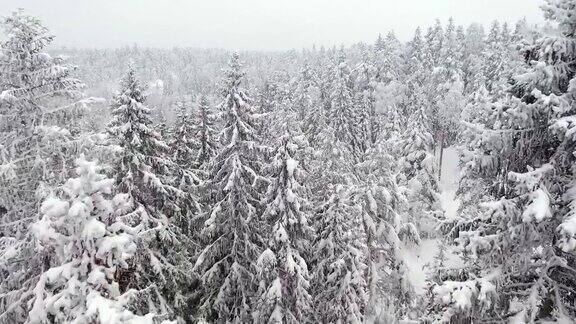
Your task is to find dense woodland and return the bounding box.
[0,1,576,323]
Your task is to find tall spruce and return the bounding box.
[193,53,268,322]
[193,95,217,167]
[311,185,368,323]
[107,67,196,321]
[254,133,313,323]
[436,1,576,321]
[0,11,91,322]
[27,157,172,323]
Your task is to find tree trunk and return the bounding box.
[438,131,444,182]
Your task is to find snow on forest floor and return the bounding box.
[404,147,463,295]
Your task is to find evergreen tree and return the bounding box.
[193,95,217,167]
[27,157,172,323]
[374,31,403,84]
[254,134,313,323]
[483,21,509,91]
[193,53,268,322]
[292,62,317,124]
[156,108,171,141]
[311,185,368,323]
[171,99,198,169]
[354,49,380,148]
[441,18,462,79]
[0,11,90,322]
[437,1,576,321]
[329,50,362,161]
[405,27,426,81]
[424,20,444,71]
[354,138,419,321]
[107,67,196,321]
[170,99,201,237]
[307,122,355,205]
[0,10,86,235]
[396,108,443,238]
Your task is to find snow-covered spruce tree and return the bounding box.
[441,18,464,82]
[307,122,356,206]
[404,27,427,97]
[462,52,487,95]
[423,20,444,73]
[465,20,520,96]
[305,51,334,146]
[422,20,467,166]
[171,99,198,169]
[192,95,217,168]
[155,107,171,141]
[292,62,318,125]
[373,77,407,146]
[303,67,330,149]
[354,49,380,148]
[107,67,197,321]
[27,157,173,323]
[405,27,425,77]
[256,70,292,144]
[435,73,466,176]
[256,70,291,115]
[311,185,368,323]
[305,57,341,196]
[428,271,498,323]
[0,10,93,322]
[170,99,201,236]
[193,53,268,322]
[483,21,510,92]
[403,27,437,135]
[374,31,403,84]
[353,138,419,321]
[254,133,313,323]
[395,108,443,238]
[436,1,576,321]
[329,50,363,161]
[432,165,554,322]
[455,84,503,226]
[0,9,85,235]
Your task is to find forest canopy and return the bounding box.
[1,2,576,323]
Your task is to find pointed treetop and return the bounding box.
[118,65,146,103]
[221,52,245,95]
[1,9,53,47]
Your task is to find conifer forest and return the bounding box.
[1,1,576,323]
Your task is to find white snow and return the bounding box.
[432,276,495,312]
[558,212,576,252]
[522,188,552,223]
[403,239,464,295]
[404,147,463,295]
[286,157,298,177]
[439,146,461,220]
[82,218,107,239]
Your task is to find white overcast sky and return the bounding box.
[4,0,546,50]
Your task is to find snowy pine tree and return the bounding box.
[396,108,443,238]
[437,1,576,321]
[169,99,201,237]
[329,50,363,161]
[27,157,172,323]
[107,67,196,321]
[192,95,217,168]
[0,10,86,238]
[311,185,368,323]
[355,137,419,321]
[254,134,313,323]
[193,53,268,322]
[354,49,380,148]
[0,11,93,322]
